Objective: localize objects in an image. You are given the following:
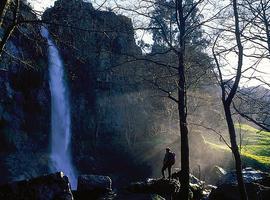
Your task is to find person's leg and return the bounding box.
[168,165,172,179]
[162,165,167,178]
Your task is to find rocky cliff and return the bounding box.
[42,0,152,183]
[0,2,50,183]
[1,0,153,185]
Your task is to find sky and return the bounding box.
[28,0,55,12]
[28,0,270,89]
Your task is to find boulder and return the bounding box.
[209,182,270,200]
[127,178,180,197]
[171,170,205,185]
[172,171,206,200]
[0,172,73,200]
[77,175,112,192]
[218,167,269,185]
[75,175,112,200]
[209,168,270,200]
[115,193,165,200]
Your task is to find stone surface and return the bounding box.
[114,193,165,200]
[209,182,270,200]
[127,178,180,196]
[0,172,73,200]
[74,175,113,200]
[209,168,270,200]
[77,175,112,192]
[218,167,270,185]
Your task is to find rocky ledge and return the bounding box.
[0,172,73,200]
[1,168,270,200]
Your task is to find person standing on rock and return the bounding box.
[162,147,176,179]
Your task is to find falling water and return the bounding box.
[41,27,77,189]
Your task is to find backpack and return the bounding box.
[168,152,176,163]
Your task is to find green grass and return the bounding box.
[206,124,270,170]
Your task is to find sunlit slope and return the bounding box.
[206,124,270,170]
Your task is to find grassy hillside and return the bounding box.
[205,124,270,171]
[236,124,270,169]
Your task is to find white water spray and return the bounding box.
[41,27,77,189]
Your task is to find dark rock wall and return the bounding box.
[0,2,50,183]
[42,0,151,184]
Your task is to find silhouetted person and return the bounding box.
[162,147,175,179]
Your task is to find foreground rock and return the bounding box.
[74,175,113,200]
[218,167,270,185]
[209,168,270,200]
[172,171,207,199]
[0,172,73,200]
[209,182,270,200]
[126,178,180,199]
[114,193,165,200]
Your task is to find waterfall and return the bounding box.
[41,27,77,189]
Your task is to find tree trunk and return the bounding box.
[177,36,189,200]
[178,91,189,200]
[223,102,248,200]
[176,1,189,199]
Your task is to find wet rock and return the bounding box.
[127,178,180,197]
[172,170,205,185]
[115,192,165,200]
[172,171,206,199]
[207,166,227,184]
[75,175,112,200]
[209,182,270,200]
[0,172,73,200]
[77,175,112,192]
[190,183,204,200]
[218,167,269,185]
[209,168,270,200]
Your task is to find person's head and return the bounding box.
[166,147,170,153]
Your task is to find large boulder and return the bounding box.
[209,182,270,200]
[77,175,112,192]
[218,167,269,185]
[127,178,180,198]
[172,171,206,200]
[115,193,165,200]
[0,172,73,200]
[75,175,113,200]
[209,168,270,200]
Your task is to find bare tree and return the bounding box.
[212,0,248,199]
[0,0,19,57]
[0,0,10,27]
[227,0,270,132]
[110,0,211,198]
[242,0,270,56]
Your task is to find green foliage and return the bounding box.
[150,0,208,51]
[235,124,270,168]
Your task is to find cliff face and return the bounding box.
[42,0,153,181]
[0,2,50,183]
[0,0,152,184]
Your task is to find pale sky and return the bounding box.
[28,0,55,12]
[28,0,270,88]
